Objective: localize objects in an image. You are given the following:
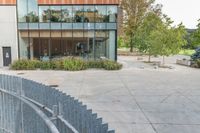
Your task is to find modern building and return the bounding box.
[0,0,119,67]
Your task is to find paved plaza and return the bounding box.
[1,55,200,133]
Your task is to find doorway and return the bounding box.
[3,47,12,66]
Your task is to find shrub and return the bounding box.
[87,60,104,69]
[63,57,87,71]
[27,60,41,70]
[196,59,200,68]
[102,60,123,70]
[51,60,64,70]
[11,59,40,70]
[40,61,52,70]
[11,60,26,70]
[11,58,123,71]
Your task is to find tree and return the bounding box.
[191,19,200,47]
[118,36,130,48]
[149,16,187,65]
[133,11,186,64]
[134,12,163,62]
[120,0,156,52]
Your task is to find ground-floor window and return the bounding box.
[18,30,116,60]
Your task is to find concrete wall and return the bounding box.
[0,6,18,67]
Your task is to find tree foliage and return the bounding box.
[191,19,200,47]
[149,16,187,64]
[118,36,129,48]
[120,0,157,52]
[134,13,187,63]
[134,12,163,60]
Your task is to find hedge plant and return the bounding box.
[63,57,87,71]
[103,60,123,70]
[11,58,123,71]
[11,59,40,70]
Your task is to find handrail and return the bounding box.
[0,88,60,133]
[22,95,79,133]
[0,127,12,133]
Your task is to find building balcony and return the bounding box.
[18,23,117,30]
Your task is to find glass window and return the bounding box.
[19,31,29,59]
[62,6,73,22]
[95,6,108,22]
[73,31,84,56]
[108,31,116,60]
[27,0,39,22]
[84,30,95,59]
[107,6,118,22]
[18,0,27,22]
[39,6,51,22]
[51,6,62,22]
[73,6,84,23]
[95,31,108,59]
[62,30,73,56]
[84,6,95,23]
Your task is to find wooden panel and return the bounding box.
[63,0,72,4]
[29,31,39,37]
[40,30,50,37]
[62,31,72,37]
[0,0,118,5]
[51,31,62,37]
[87,0,94,4]
[38,0,119,5]
[0,0,16,5]
[19,31,29,38]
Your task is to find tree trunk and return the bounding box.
[130,34,134,53]
[162,56,165,65]
[148,54,151,62]
[130,45,133,52]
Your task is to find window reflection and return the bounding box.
[107,6,117,22]
[62,6,73,22]
[39,6,51,22]
[73,6,84,23]
[27,0,39,22]
[95,31,109,58]
[95,6,108,22]
[51,6,62,22]
[18,0,27,22]
[84,6,95,22]
[19,5,118,23]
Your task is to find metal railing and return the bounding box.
[0,74,114,133]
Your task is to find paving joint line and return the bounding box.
[116,72,159,133]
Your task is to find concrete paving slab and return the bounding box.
[1,55,200,133]
[154,124,200,133]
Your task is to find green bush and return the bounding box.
[103,60,123,70]
[51,60,64,70]
[40,61,52,70]
[87,60,104,69]
[27,60,41,70]
[11,59,40,70]
[11,58,123,71]
[87,60,122,70]
[196,59,200,68]
[63,57,87,71]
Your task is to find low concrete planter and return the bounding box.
[176,59,191,66]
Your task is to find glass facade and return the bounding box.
[39,6,51,22]
[62,6,73,22]
[17,0,118,60]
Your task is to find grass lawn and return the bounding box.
[179,49,195,56]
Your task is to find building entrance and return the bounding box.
[2,47,12,66]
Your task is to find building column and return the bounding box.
[30,38,34,60]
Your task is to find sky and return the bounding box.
[156,0,200,29]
